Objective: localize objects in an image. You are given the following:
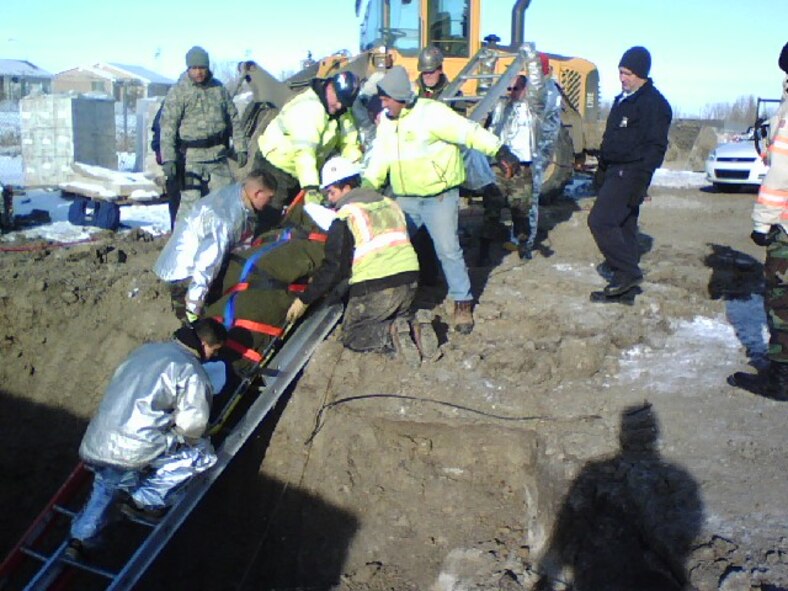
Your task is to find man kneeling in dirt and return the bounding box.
[153,170,277,323]
[285,157,438,364]
[66,319,227,560]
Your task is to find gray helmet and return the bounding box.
[417,46,444,72]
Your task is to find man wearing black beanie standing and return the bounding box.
[588,46,672,303]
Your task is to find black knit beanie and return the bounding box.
[779,42,788,74]
[174,324,204,359]
[619,46,651,79]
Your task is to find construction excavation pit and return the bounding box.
[0,179,786,590]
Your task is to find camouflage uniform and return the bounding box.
[204,202,326,375]
[764,230,788,362]
[160,72,246,222]
[490,98,535,242]
[752,80,788,364]
[487,46,555,254]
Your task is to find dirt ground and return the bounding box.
[0,175,786,591]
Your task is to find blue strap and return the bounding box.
[223,229,292,329]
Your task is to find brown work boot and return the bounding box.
[453,300,474,335]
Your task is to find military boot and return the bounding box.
[411,310,441,361]
[389,318,421,368]
[727,362,788,400]
[453,300,474,335]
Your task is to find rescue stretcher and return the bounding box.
[0,302,342,591]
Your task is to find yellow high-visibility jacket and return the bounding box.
[258,87,362,188]
[364,97,502,196]
[337,191,418,285]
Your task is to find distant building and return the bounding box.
[0,59,52,102]
[52,63,174,107]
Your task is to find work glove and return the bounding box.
[495,145,521,179]
[303,186,324,206]
[750,230,772,247]
[236,151,248,168]
[285,298,308,323]
[161,161,177,180]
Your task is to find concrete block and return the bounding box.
[21,94,117,186]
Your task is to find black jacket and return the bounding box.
[299,188,418,305]
[600,79,672,175]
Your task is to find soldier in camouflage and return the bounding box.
[160,46,248,223]
[490,73,535,259]
[728,43,788,400]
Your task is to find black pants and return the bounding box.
[588,167,646,280]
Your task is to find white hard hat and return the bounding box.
[320,156,361,190]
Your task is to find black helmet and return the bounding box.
[417,46,444,72]
[329,71,360,108]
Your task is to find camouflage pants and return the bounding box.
[494,165,534,240]
[341,282,416,353]
[765,228,788,363]
[176,159,234,223]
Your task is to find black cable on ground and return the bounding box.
[305,393,602,445]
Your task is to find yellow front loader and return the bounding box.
[233,0,601,197]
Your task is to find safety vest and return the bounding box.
[257,88,361,188]
[364,98,501,197]
[337,196,418,285]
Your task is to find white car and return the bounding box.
[705,137,768,192]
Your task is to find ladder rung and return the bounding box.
[52,504,77,518]
[122,513,159,528]
[19,546,48,562]
[444,96,483,103]
[459,74,500,81]
[60,556,117,580]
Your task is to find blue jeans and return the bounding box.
[396,189,472,302]
[70,441,217,545]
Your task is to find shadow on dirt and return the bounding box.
[704,243,767,368]
[0,383,358,591]
[534,403,704,591]
[699,184,759,195]
[144,382,359,591]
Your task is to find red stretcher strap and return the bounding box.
[225,339,263,363]
[232,318,284,337]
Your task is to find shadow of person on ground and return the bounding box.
[144,383,359,590]
[534,403,704,591]
[704,243,767,369]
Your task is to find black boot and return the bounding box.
[728,362,788,400]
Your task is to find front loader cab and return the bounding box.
[359,0,479,82]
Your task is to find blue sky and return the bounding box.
[1,0,785,116]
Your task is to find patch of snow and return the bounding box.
[651,169,707,188]
[619,315,746,392]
